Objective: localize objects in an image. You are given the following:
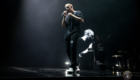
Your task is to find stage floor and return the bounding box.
[0,67,140,79]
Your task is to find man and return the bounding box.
[77,29,95,70]
[78,29,94,57]
[62,3,84,74]
[94,35,105,65]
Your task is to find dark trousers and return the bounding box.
[65,33,79,69]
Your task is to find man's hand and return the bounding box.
[63,11,67,17]
[68,12,72,16]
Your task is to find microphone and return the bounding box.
[62,10,68,16]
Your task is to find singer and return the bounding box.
[62,3,84,74]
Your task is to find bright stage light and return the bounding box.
[116,64,118,67]
[65,62,70,65]
[112,71,114,74]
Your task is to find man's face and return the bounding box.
[96,36,100,40]
[65,4,73,12]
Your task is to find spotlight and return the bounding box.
[112,71,114,74]
[65,62,70,65]
[116,64,118,67]
[116,71,121,76]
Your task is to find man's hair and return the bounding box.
[84,29,94,36]
[65,3,73,7]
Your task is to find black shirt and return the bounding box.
[77,37,94,54]
[64,10,84,39]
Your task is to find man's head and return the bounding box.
[84,29,94,39]
[96,35,102,41]
[65,3,74,12]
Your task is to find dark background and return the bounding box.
[3,0,139,69]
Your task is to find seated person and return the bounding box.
[77,29,94,57]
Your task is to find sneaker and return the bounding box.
[66,67,73,74]
[76,66,80,71]
[76,66,80,73]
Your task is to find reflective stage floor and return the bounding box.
[0,67,140,79]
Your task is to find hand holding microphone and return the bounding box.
[62,10,67,17]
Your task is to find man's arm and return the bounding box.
[81,48,88,54]
[69,13,84,23]
[62,16,66,27]
[88,43,93,49]
[62,11,67,27]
